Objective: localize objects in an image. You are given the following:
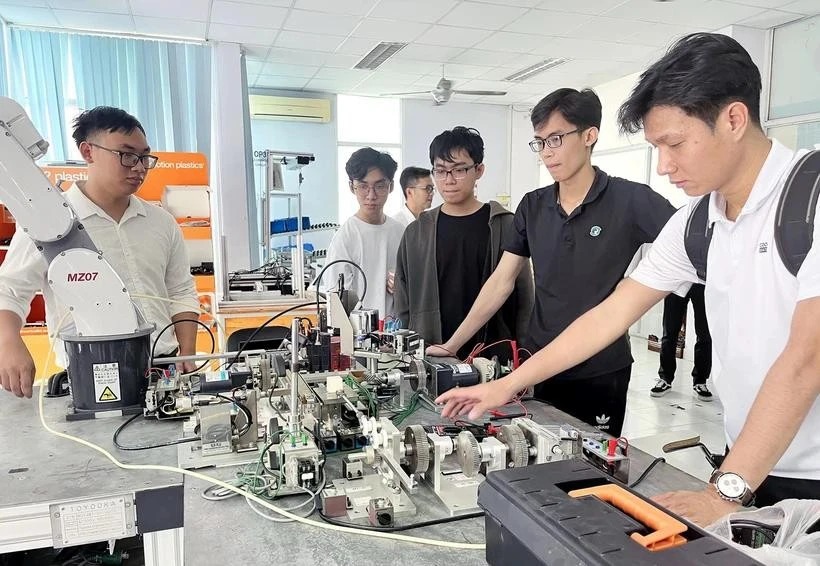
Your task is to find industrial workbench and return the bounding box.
[183,401,706,566]
[0,393,707,566]
[0,390,185,565]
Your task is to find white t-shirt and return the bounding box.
[631,139,820,479]
[392,204,416,228]
[322,215,405,318]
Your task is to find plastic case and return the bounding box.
[478,458,762,566]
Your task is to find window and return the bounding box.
[769,14,820,120]
[337,95,402,223]
[7,28,210,163]
[768,121,820,151]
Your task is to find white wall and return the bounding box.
[249,90,338,260]
[509,106,542,211]
[401,99,511,205]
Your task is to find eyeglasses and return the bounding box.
[409,184,435,194]
[352,179,391,195]
[529,129,580,152]
[432,164,478,181]
[89,142,159,169]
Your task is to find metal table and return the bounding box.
[184,400,706,566]
[0,390,185,565]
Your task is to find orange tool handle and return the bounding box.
[568,484,688,551]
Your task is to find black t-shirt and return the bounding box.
[502,168,676,380]
[437,204,491,359]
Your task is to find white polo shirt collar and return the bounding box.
[69,181,147,223]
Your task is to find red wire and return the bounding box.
[517,347,534,358]
[515,398,529,418]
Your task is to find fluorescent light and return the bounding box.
[354,42,407,70]
[503,58,568,82]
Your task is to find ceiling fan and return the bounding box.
[381,77,507,105]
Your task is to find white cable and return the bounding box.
[245,483,320,524]
[36,314,485,550]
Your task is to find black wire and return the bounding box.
[224,302,319,370]
[150,318,216,373]
[312,259,368,316]
[113,413,201,451]
[318,510,484,532]
[215,393,253,437]
[629,457,666,488]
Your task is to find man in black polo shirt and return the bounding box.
[428,88,675,436]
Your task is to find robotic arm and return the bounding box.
[0,97,143,336]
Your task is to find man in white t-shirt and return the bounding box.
[323,148,404,318]
[436,33,820,527]
[393,166,434,227]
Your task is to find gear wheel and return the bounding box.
[456,431,482,478]
[407,360,427,393]
[497,424,529,468]
[402,425,430,476]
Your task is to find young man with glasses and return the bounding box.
[393,166,434,227]
[394,127,533,361]
[0,106,200,398]
[323,148,405,319]
[428,90,675,436]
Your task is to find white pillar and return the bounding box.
[210,42,252,275]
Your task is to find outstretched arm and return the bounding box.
[436,278,667,419]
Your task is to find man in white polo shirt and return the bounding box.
[0,106,200,398]
[436,32,820,526]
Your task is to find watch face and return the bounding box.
[717,473,747,499]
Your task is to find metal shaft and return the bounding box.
[290,317,300,434]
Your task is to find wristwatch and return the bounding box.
[709,470,755,507]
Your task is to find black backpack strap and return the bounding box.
[775,149,820,277]
[684,196,713,281]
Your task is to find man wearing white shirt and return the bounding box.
[437,33,820,526]
[393,166,433,227]
[0,107,200,398]
[324,148,404,318]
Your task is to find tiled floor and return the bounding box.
[623,337,726,482]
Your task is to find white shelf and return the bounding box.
[270,226,338,238]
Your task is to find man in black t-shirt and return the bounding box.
[394,127,533,362]
[428,89,675,436]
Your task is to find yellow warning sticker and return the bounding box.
[99,386,118,402]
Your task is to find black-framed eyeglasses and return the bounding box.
[529,129,580,152]
[409,184,435,194]
[352,179,391,195]
[89,142,159,169]
[432,164,478,181]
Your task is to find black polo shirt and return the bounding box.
[503,167,676,380]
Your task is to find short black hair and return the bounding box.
[72,107,146,147]
[429,126,484,166]
[530,88,602,139]
[399,166,431,198]
[345,147,398,183]
[618,32,762,135]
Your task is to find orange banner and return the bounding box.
[41,152,208,201]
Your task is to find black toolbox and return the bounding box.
[478,458,761,566]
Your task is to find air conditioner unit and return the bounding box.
[248,95,331,123]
